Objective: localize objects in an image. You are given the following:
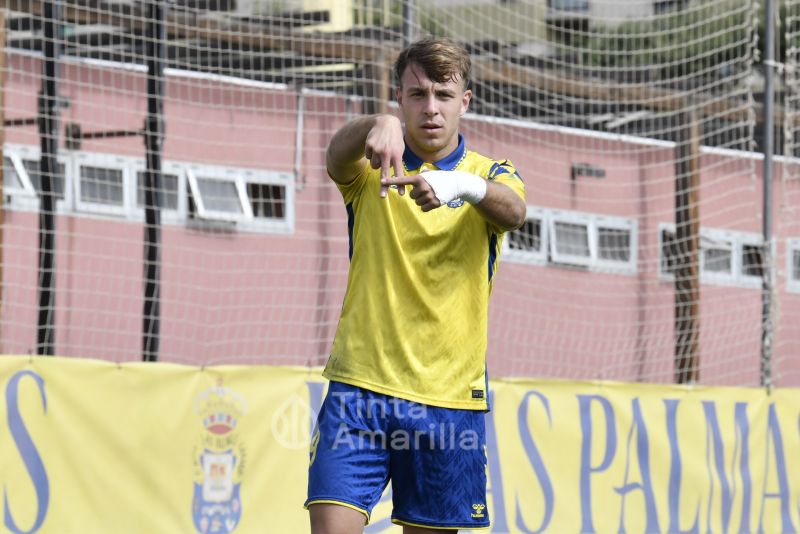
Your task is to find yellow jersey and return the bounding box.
[324,135,525,410]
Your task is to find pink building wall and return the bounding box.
[2,52,799,387]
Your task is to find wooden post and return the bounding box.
[674,107,701,384]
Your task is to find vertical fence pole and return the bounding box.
[37,0,61,356]
[142,0,167,362]
[402,0,416,47]
[761,0,776,389]
[0,9,6,310]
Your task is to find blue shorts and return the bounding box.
[305,381,489,529]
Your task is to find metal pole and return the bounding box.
[142,0,167,362]
[761,0,776,389]
[402,0,416,47]
[294,87,305,191]
[0,10,7,311]
[37,0,61,356]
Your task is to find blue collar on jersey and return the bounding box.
[402,134,466,172]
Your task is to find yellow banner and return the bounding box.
[0,357,798,533]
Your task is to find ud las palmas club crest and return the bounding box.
[192,378,247,534]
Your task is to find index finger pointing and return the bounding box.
[379,156,391,198]
[381,173,418,187]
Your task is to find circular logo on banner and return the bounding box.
[271,393,317,450]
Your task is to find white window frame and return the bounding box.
[787,239,800,293]
[502,206,548,265]
[699,228,737,285]
[186,164,254,223]
[659,223,766,288]
[594,214,638,274]
[238,169,295,234]
[504,206,637,275]
[131,160,188,224]
[3,151,37,199]
[5,143,72,212]
[73,151,136,217]
[4,143,296,235]
[738,233,768,289]
[549,209,638,274]
[549,210,593,267]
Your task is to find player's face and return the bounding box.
[396,62,471,163]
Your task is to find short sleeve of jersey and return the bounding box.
[331,163,370,204]
[485,160,525,235]
[487,159,525,202]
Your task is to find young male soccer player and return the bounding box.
[305,37,526,533]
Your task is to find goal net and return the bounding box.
[3,0,798,387]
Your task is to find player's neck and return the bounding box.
[404,137,460,166]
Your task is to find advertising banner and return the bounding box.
[0,356,797,533]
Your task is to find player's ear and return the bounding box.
[460,89,472,116]
[395,86,402,106]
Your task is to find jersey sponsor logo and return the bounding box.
[471,389,485,399]
[192,379,247,534]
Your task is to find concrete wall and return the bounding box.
[3,51,798,387]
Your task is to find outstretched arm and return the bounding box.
[474,181,527,231]
[326,114,405,197]
[381,171,526,231]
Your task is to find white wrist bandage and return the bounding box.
[420,170,487,205]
